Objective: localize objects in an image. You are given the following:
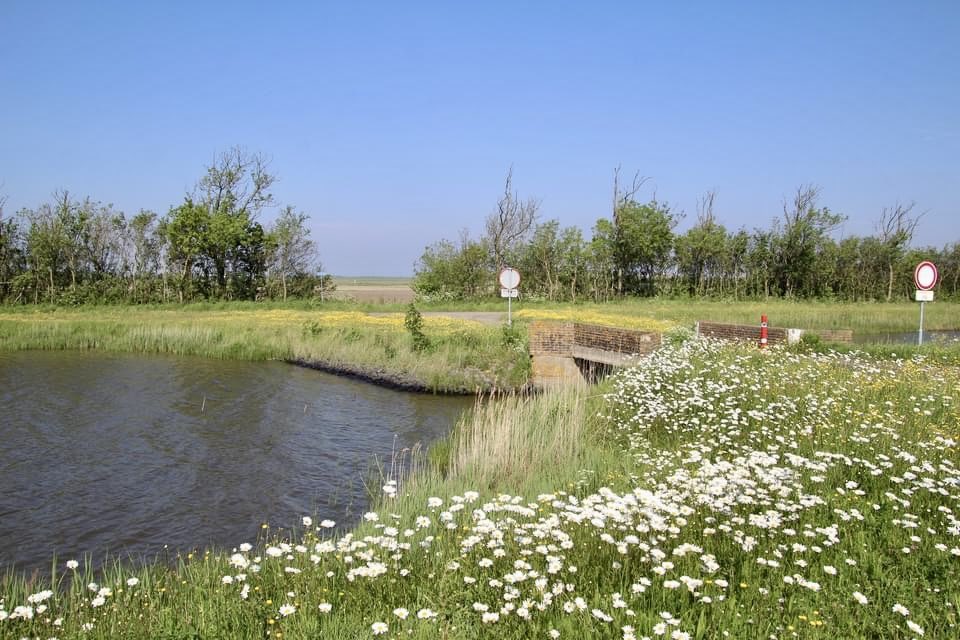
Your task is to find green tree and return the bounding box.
[267,206,317,301]
[128,210,163,302]
[721,228,749,298]
[746,230,774,298]
[770,185,844,297]
[23,198,70,302]
[876,202,923,301]
[162,199,208,303]
[586,218,617,301]
[194,147,275,298]
[557,225,587,301]
[613,199,678,296]
[0,195,25,301]
[413,232,491,300]
[520,220,562,300]
[675,191,728,296]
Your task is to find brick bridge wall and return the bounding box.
[697,321,789,345]
[696,321,853,344]
[574,323,661,355]
[528,321,661,356]
[528,321,574,355]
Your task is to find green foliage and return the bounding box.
[3,163,959,307]
[663,324,694,346]
[302,321,323,336]
[408,182,957,304]
[0,148,330,306]
[500,322,525,349]
[265,205,318,301]
[413,236,491,300]
[404,303,430,351]
[612,199,678,295]
[800,331,822,347]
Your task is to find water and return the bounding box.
[0,351,471,574]
[853,329,960,345]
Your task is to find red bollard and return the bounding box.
[759,314,768,348]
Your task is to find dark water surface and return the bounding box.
[0,351,470,574]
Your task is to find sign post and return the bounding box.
[498,268,521,326]
[914,261,938,346]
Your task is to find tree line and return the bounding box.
[0,148,328,305]
[414,169,959,302]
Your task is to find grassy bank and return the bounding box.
[0,305,529,392]
[513,298,958,333]
[3,338,959,638]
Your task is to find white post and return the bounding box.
[507,294,512,327]
[918,301,925,346]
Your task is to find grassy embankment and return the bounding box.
[418,296,959,332]
[0,303,529,393]
[2,297,959,387]
[0,301,681,392]
[2,337,959,638]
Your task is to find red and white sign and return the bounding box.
[498,268,521,290]
[914,261,939,291]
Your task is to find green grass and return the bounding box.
[0,305,529,392]
[3,338,958,638]
[411,296,960,333]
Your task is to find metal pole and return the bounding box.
[918,301,924,346]
[507,294,512,327]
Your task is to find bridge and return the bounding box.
[528,321,661,389]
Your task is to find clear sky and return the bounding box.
[1,1,958,275]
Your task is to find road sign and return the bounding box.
[913,261,938,346]
[914,261,938,291]
[500,288,519,298]
[498,268,521,290]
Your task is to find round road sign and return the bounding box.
[499,268,521,289]
[914,261,939,291]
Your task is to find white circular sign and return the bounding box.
[914,261,938,291]
[498,268,521,289]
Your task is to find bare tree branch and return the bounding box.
[696,189,717,226]
[876,201,924,244]
[485,167,540,270]
[196,146,275,218]
[612,164,649,213]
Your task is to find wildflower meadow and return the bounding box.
[2,337,958,638]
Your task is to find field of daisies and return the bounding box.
[2,336,958,639]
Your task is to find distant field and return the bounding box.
[329,276,415,303]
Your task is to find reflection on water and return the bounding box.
[0,351,470,574]
[853,329,960,345]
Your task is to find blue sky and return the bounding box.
[1,1,958,275]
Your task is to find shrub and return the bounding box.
[404,303,430,351]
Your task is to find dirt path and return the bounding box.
[421,311,505,325]
[368,311,505,325]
